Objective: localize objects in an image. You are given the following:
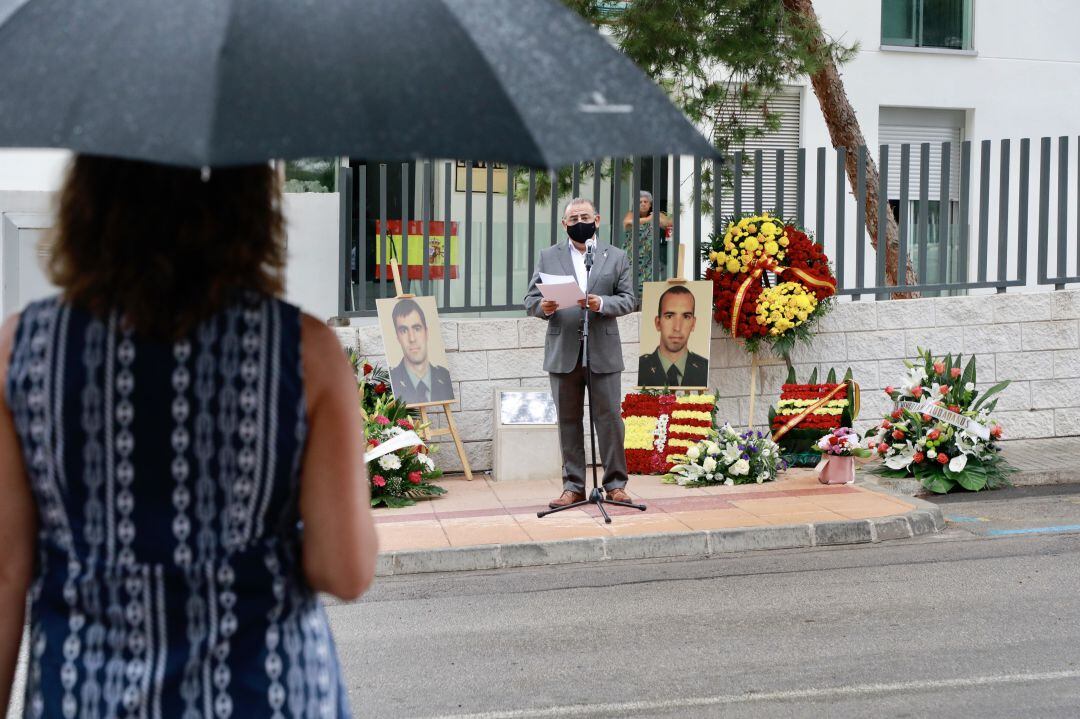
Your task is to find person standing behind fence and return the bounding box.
[524,198,636,509]
[622,190,674,301]
[0,156,378,717]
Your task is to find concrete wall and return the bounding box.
[336,289,1080,475]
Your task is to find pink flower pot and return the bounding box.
[818,455,855,485]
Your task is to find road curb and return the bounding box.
[375,486,945,577]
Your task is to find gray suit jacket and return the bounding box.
[523,240,636,374]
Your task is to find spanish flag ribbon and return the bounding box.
[771,381,848,442]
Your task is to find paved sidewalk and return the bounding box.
[373,469,942,576]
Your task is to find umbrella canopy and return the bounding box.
[0,0,717,168]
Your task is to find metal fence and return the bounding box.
[337,135,1080,316]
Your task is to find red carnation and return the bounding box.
[991,425,1003,439]
[928,429,941,441]
[891,409,903,420]
[397,419,414,430]
[950,367,962,378]
[408,471,422,484]
[892,429,905,441]
[939,385,950,395]
[913,452,925,463]
[948,405,960,413]
[877,443,889,454]
[911,387,924,398]
[882,420,892,430]
[375,415,391,426]
[922,414,933,422]
[936,453,949,465]
[375,382,387,394]
[884,386,894,395]
[363,363,373,376]
[372,475,387,487]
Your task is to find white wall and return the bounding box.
[0,149,70,192]
[282,192,341,319]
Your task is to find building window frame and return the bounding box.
[881,0,974,53]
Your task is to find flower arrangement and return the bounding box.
[621,393,677,474]
[348,351,446,507]
[664,423,784,487]
[662,394,717,469]
[621,392,716,474]
[866,349,1013,494]
[769,366,858,467]
[703,212,837,355]
[816,427,871,457]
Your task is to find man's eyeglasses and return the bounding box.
[564,214,595,225]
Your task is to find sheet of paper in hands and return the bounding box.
[538,272,586,309]
[364,430,425,463]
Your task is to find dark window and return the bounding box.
[882,0,972,51]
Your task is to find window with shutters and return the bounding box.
[879,107,966,289]
[718,86,802,219]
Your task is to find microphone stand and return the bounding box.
[538,237,646,524]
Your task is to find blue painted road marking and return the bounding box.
[986,524,1080,536]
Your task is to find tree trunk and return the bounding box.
[781,0,919,298]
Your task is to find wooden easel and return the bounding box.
[635,245,709,396]
[390,259,474,481]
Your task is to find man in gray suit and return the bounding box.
[524,198,636,508]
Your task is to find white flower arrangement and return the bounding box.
[664,423,784,487]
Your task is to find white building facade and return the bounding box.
[2,0,1079,320]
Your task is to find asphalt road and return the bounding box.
[336,485,1080,719]
[6,486,1080,718]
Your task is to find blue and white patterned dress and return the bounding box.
[5,294,351,718]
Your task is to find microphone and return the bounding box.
[584,237,596,267]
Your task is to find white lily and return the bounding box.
[948,454,968,473]
[884,445,915,470]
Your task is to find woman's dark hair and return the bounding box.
[48,155,286,340]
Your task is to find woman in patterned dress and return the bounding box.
[0,156,379,717]
[621,190,674,303]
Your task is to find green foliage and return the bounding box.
[868,348,1014,494]
[347,350,447,508]
[560,0,858,205]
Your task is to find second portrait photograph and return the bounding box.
[376,296,455,405]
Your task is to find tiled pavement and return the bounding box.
[374,469,918,553]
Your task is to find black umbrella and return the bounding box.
[0,0,717,168]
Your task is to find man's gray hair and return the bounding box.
[562,197,596,218]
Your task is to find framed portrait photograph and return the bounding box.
[636,280,713,388]
[376,296,455,405]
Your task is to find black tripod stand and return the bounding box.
[537,239,647,524]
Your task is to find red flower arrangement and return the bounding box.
[703,214,837,355]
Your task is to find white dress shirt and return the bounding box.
[569,240,603,312]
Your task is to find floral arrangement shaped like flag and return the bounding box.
[703,212,836,355]
[866,349,1013,494]
[348,351,446,507]
[621,392,715,474]
[769,366,859,467]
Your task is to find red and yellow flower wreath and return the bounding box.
[704,213,837,354]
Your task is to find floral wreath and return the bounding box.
[703,212,837,355]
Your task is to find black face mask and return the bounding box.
[566,222,596,244]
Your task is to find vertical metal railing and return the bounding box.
[337,136,1080,316]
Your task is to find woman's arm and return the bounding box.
[298,315,379,601]
[659,211,674,229]
[0,313,35,712]
[622,210,634,229]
